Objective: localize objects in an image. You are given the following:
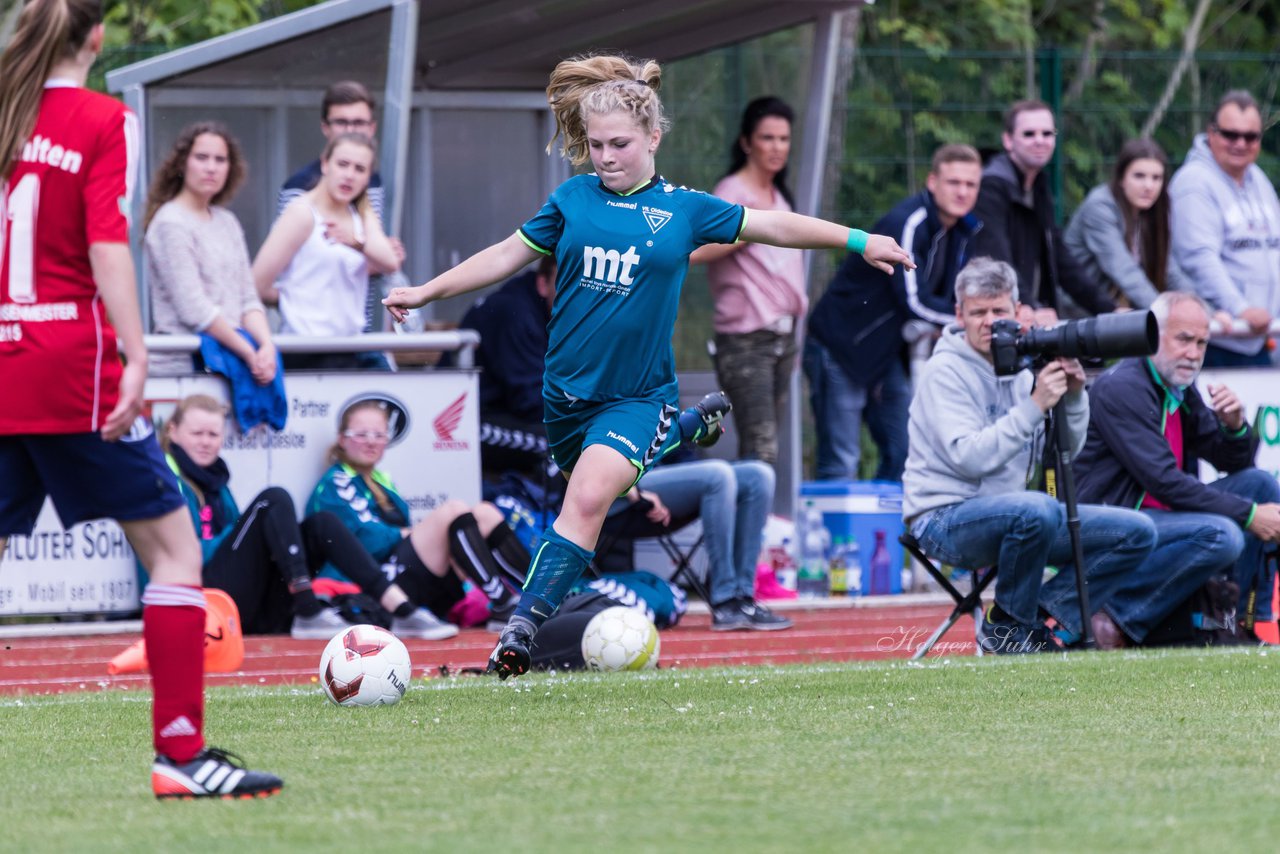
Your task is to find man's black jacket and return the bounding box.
[973,153,1115,315]
[1074,357,1260,524]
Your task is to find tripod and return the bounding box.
[1049,397,1094,649]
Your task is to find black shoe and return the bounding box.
[486,626,533,679]
[739,599,793,631]
[976,606,1059,655]
[152,747,283,800]
[680,391,732,448]
[711,600,752,631]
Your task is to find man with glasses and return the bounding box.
[277,80,385,216]
[1169,89,1280,367]
[973,99,1115,324]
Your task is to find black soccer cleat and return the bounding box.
[486,626,533,680]
[680,390,732,448]
[152,747,283,800]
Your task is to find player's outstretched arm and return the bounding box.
[384,233,541,322]
[740,209,914,274]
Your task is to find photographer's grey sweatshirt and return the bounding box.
[902,325,1088,525]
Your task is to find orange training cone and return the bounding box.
[106,588,245,675]
[107,638,148,675]
[202,588,244,673]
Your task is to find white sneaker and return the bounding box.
[290,607,351,640]
[391,608,460,640]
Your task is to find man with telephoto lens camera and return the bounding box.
[902,257,1157,653]
[1074,291,1280,647]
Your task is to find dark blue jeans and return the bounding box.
[802,337,910,481]
[1105,468,1280,637]
[911,492,1156,636]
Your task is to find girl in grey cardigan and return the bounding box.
[144,122,277,380]
[1064,138,1190,309]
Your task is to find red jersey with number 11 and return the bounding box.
[0,84,138,435]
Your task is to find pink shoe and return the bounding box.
[446,587,492,628]
[755,565,797,601]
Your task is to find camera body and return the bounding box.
[990,310,1158,376]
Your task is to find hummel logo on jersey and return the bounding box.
[606,199,637,210]
[159,716,198,739]
[642,206,673,234]
[582,245,640,285]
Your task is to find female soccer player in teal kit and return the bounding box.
[384,54,913,678]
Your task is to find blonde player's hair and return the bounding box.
[545,54,669,167]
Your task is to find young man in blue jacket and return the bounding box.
[805,143,982,480]
[1074,291,1280,645]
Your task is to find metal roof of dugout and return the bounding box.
[108,0,869,513]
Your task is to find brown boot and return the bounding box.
[1090,611,1128,651]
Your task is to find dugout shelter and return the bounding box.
[107,0,869,516]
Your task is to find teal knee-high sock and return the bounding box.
[512,527,595,631]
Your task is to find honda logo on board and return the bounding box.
[432,392,470,451]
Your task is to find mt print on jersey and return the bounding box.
[519,176,744,402]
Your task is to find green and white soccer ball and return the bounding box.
[581,606,660,671]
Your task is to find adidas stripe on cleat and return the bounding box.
[152,747,283,800]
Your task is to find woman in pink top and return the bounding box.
[692,97,807,466]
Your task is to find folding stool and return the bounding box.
[900,532,997,659]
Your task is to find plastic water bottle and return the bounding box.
[828,536,848,596]
[868,530,892,595]
[773,538,798,592]
[846,535,863,597]
[797,501,830,598]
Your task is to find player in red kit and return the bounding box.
[0,0,281,799]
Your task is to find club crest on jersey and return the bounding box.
[642,205,673,234]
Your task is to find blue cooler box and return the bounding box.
[799,480,905,594]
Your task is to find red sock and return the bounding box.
[142,585,206,762]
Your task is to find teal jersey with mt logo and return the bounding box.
[519,174,744,403]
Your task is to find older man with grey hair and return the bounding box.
[903,257,1156,653]
[1074,291,1280,645]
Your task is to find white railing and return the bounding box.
[142,329,482,368]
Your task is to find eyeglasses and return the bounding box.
[1212,125,1262,145]
[325,119,374,131]
[342,430,390,443]
[1019,129,1057,139]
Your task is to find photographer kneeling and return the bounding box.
[903,257,1156,653]
[1074,291,1280,646]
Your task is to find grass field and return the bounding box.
[3,647,1278,853]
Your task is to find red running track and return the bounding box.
[0,601,974,696]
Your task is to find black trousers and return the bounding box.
[202,487,389,634]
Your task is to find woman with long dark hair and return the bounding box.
[144,121,277,378]
[0,0,279,799]
[1065,138,1191,309]
[691,96,807,466]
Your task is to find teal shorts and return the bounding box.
[543,391,680,485]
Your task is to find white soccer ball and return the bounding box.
[581,606,660,671]
[319,624,411,707]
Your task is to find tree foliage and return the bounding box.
[101,0,321,49]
